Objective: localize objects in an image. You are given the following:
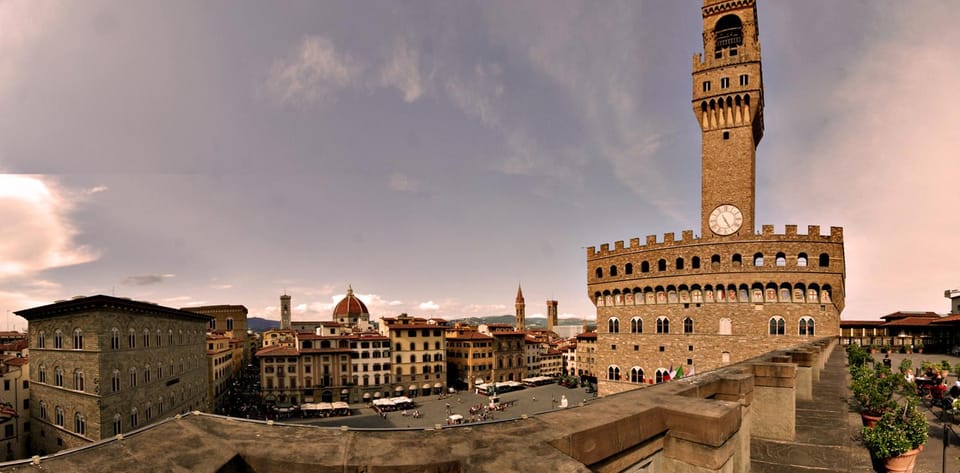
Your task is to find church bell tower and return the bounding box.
[693,0,764,239]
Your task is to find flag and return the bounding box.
[688,365,695,376]
[675,365,684,379]
[668,365,676,379]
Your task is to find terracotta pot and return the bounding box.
[882,446,921,473]
[861,412,881,428]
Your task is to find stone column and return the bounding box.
[788,350,815,401]
[660,396,742,473]
[750,361,796,441]
[714,373,753,473]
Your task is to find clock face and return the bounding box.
[709,205,743,235]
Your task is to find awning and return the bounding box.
[341,389,349,394]
[408,384,417,391]
[434,383,442,388]
[373,392,382,398]
[422,383,431,389]
[395,386,404,392]
[362,392,371,399]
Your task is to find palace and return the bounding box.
[587,0,845,396]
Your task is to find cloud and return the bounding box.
[267,35,364,105]
[120,273,174,286]
[418,300,440,311]
[379,38,423,102]
[0,175,98,279]
[387,173,420,193]
[0,0,63,97]
[86,185,108,194]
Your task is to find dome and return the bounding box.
[333,285,368,317]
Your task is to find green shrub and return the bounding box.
[861,402,927,459]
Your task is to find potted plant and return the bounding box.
[851,364,899,426]
[861,401,927,472]
[916,343,924,354]
[940,360,951,378]
[898,359,912,375]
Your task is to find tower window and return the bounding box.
[739,74,749,86]
[702,81,711,92]
[729,48,737,56]
[714,15,744,50]
[720,77,730,89]
[723,131,730,140]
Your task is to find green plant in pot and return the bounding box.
[852,364,899,419]
[861,401,927,470]
[898,359,912,375]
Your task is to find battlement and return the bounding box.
[587,225,843,258]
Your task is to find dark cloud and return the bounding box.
[120,274,174,286]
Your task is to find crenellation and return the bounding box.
[664,232,675,243]
[830,226,843,240]
[682,230,694,241]
[806,225,820,237]
[615,240,624,250]
[785,225,797,236]
[600,243,610,254]
[761,225,774,236]
[647,235,658,246]
[630,237,641,248]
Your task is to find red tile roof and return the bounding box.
[882,317,937,327]
[255,346,299,357]
[931,314,960,324]
[840,320,885,327]
[577,332,597,340]
[880,311,940,321]
[3,357,28,366]
[447,332,493,341]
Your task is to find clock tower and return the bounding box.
[693,0,764,238]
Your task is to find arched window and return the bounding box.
[129,368,137,387]
[39,401,47,420]
[73,329,83,350]
[209,318,216,330]
[75,412,86,435]
[610,265,618,277]
[38,331,45,349]
[719,318,732,335]
[797,253,808,267]
[692,256,701,269]
[711,254,721,267]
[54,330,63,349]
[732,254,742,266]
[714,14,743,51]
[113,414,122,435]
[143,329,150,347]
[799,317,815,336]
[156,329,163,347]
[676,258,685,270]
[683,317,694,334]
[608,318,620,333]
[769,316,785,336]
[595,267,603,279]
[607,365,621,381]
[128,329,136,348]
[409,354,416,363]
[656,317,670,334]
[658,259,667,271]
[630,367,645,384]
[625,263,633,275]
[655,368,669,384]
[641,262,650,273]
[74,369,84,391]
[753,253,764,266]
[630,317,643,334]
[54,366,63,387]
[130,408,139,429]
[819,253,830,267]
[112,369,121,392]
[55,406,64,426]
[38,365,46,384]
[226,317,234,331]
[775,253,786,267]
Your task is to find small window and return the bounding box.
[609,265,618,277]
[595,267,603,279]
[729,48,738,56]
[657,259,667,271]
[775,253,786,267]
[769,317,785,336]
[753,253,764,267]
[732,254,742,266]
[683,317,694,334]
[55,406,64,426]
[702,81,711,92]
[675,258,685,270]
[630,317,643,334]
[739,74,748,86]
[625,263,633,275]
[819,253,830,267]
[641,262,650,273]
[720,77,730,89]
[38,331,45,349]
[54,330,63,349]
[73,329,83,350]
[723,131,730,140]
[608,318,620,334]
[656,317,670,334]
[659,346,665,352]
[692,256,701,269]
[711,254,721,266]
[797,253,808,267]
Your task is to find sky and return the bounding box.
[1,1,958,331]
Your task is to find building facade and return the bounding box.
[445,327,494,391]
[587,0,845,396]
[0,350,29,461]
[478,325,525,384]
[16,295,210,455]
[379,314,447,397]
[182,305,250,363]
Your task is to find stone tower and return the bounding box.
[280,293,291,330]
[546,300,558,332]
[586,0,845,397]
[693,0,764,239]
[515,284,525,331]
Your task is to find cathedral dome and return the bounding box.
[333,286,368,317]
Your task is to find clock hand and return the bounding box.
[721,214,730,227]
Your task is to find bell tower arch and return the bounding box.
[693,0,764,238]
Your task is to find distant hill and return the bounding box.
[245,315,585,332]
[247,317,280,332]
